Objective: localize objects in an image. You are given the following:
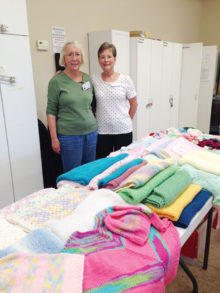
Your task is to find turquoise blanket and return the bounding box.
[56,154,128,185]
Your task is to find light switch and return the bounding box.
[36,40,49,51]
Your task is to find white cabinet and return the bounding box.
[88,30,130,75]
[88,30,217,139]
[0,1,43,208]
[0,0,28,35]
[130,38,182,140]
[197,46,218,133]
[178,43,203,129]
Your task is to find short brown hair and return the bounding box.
[98,42,117,58]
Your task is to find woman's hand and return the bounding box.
[51,138,61,154]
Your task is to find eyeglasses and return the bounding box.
[65,52,81,59]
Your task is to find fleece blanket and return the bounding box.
[46,189,149,244]
[0,253,84,293]
[56,153,128,184]
[179,150,220,176]
[118,164,177,204]
[180,164,220,205]
[0,228,63,259]
[174,189,212,228]
[62,206,180,292]
[4,184,90,232]
[147,184,202,221]
[143,170,192,207]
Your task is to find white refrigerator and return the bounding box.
[0,0,43,208]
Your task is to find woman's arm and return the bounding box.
[47,114,60,154]
[128,96,138,119]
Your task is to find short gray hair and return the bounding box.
[59,41,85,67]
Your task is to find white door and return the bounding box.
[0,0,28,35]
[169,42,183,128]
[178,43,203,128]
[0,93,14,208]
[149,40,165,133]
[136,38,151,140]
[0,34,43,201]
[130,38,151,140]
[112,30,130,75]
[197,46,218,133]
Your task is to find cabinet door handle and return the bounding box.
[0,24,8,32]
[169,96,174,107]
[0,74,16,84]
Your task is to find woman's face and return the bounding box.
[64,44,82,71]
[98,49,116,72]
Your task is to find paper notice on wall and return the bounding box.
[200,53,211,82]
[51,26,66,53]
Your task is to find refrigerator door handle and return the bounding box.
[0,24,8,32]
[0,74,16,84]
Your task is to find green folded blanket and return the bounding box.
[144,170,192,208]
[118,164,177,204]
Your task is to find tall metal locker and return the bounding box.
[0,0,43,208]
[88,30,130,75]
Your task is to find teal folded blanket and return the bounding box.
[56,153,128,185]
[144,170,192,208]
[118,164,177,204]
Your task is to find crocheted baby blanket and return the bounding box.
[2,184,90,232]
[0,253,84,293]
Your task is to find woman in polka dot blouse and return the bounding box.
[92,42,138,159]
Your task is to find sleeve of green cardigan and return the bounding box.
[46,78,59,116]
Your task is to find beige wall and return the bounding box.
[26,0,202,125]
[200,0,220,49]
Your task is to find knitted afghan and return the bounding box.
[46,189,149,244]
[143,170,192,207]
[118,164,177,204]
[180,164,220,205]
[159,137,202,159]
[0,216,27,249]
[179,150,220,176]
[56,153,128,184]
[116,158,174,192]
[62,206,180,292]
[147,184,202,221]
[0,253,84,293]
[0,228,63,259]
[174,189,212,228]
[4,184,90,232]
[104,161,147,189]
[97,158,143,188]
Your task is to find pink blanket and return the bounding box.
[62,206,181,292]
